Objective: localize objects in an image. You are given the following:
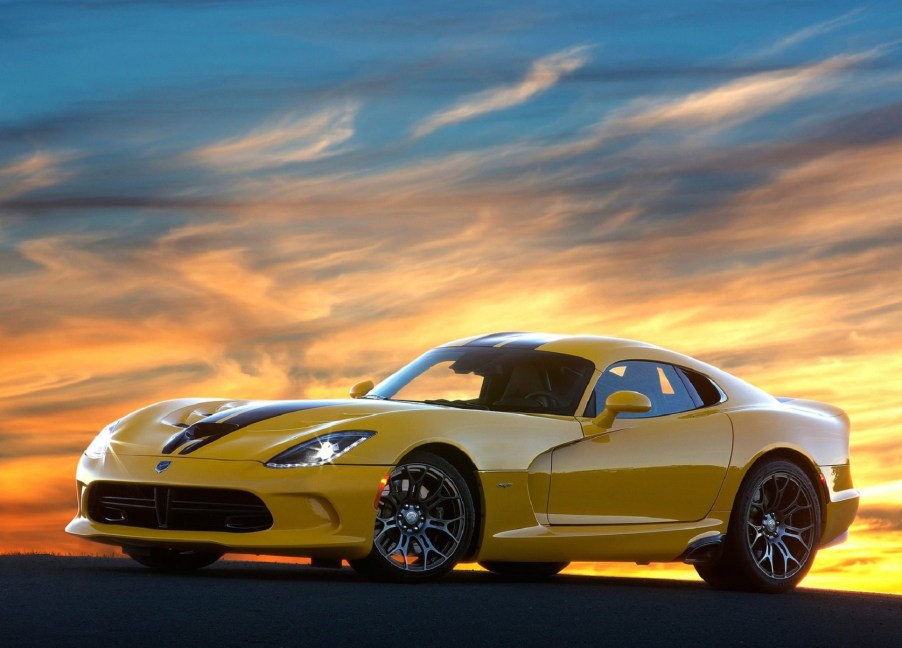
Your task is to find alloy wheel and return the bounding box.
[372,462,467,572]
[745,471,817,580]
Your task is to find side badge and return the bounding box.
[155,460,172,474]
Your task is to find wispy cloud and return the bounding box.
[190,103,358,173]
[524,50,879,162]
[412,45,591,138]
[619,52,871,131]
[761,8,866,57]
[0,151,75,201]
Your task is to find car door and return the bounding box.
[546,360,732,524]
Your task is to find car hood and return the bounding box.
[107,397,437,462]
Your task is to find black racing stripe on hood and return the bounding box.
[464,332,529,347]
[162,400,335,455]
[206,401,337,428]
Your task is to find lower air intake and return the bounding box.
[87,482,273,533]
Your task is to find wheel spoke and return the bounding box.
[756,542,775,577]
[424,516,463,540]
[422,492,455,510]
[414,532,448,565]
[389,534,412,568]
[774,538,801,570]
[746,521,764,546]
[781,530,812,551]
[374,520,398,542]
[783,502,812,518]
[425,515,463,528]
[776,485,801,516]
[374,525,398,553]
[783,522,814,534]
[386,476,407,507]
[408,468,428,500]
[773,476,789,506]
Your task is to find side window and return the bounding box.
[584,360,698,418]
[678,367,725,407]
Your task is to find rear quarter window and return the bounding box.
[678,367,726,407]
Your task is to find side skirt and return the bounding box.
[679,535,725,565]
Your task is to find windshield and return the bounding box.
[368,347,595,416]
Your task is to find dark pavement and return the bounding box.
[0,555,899,647]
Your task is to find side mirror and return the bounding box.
[349,380,375,399]
[592,390,651,428]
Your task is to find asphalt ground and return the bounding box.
[1,555,899,647]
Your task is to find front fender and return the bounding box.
[335,409,583,470]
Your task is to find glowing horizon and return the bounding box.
[1,1,900,593]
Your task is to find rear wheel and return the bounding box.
[479,561,569,578]
[124,547,222,571]
[350,451,475,583]
[696,459,821,593]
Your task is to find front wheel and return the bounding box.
[696,459,821,593]
[350,451,475,583]
[124,547,222,571]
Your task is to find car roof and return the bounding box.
[441,332,775,404]
[441,331,662,363]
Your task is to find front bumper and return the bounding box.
[65,453,390,560]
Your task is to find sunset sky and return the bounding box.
[1,1,901,593]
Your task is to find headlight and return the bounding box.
[85,420,119,459]
[264,431,375,468]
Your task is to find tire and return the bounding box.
[693,556,740,590]
[350,451,475,583]
[124,547,222,571]
[479,561,569,578]
[696,459,821,593]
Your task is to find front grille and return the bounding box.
[87,482,273,533]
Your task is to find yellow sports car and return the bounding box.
[67,332,859,592]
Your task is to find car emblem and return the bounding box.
[155,460,172,473]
